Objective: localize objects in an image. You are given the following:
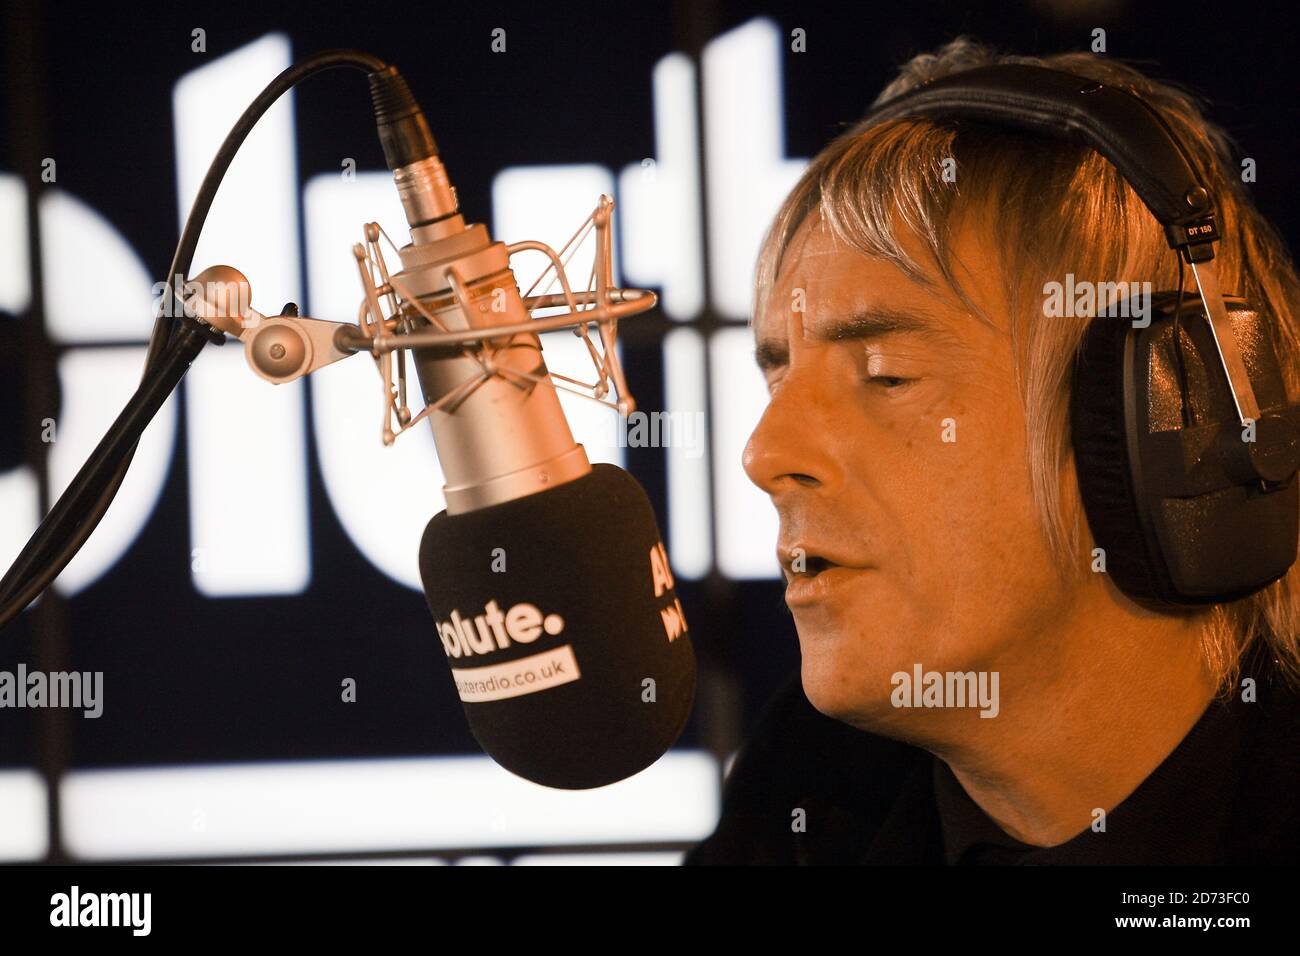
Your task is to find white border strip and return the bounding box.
[0,769,49,861]
[61,751,719,860]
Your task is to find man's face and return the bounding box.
[744,211,1081,731]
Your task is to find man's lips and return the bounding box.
[783,564,868,608]
[777,543,872,608]
[776,543,868,578]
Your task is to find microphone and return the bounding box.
[420,465,695,790]
[0,55,693,790]
[367,69,697,789]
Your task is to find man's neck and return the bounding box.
[919,603,1216,847]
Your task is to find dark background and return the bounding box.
[2,0,1297,860]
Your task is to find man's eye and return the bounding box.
[864,375,914,390]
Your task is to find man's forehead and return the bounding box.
[762,217,946,318]
[756,250,954,341]
[751,209,1001,375]
[771,214,848,283]
[753,232,978,372]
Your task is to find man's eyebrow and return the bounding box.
[754,306,951,372]
[821,307,948,343]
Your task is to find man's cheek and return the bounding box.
[908,440,1026,581]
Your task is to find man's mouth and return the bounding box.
[797,555,836,577]
[784,564,862,608]
[779,545,868,608]
[778,544,853,579]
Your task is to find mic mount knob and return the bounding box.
[250,323,309,379]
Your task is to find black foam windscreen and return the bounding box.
[419,463,696,789]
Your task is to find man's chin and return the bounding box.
[798,651,901,729]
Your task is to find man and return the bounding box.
[685,39,1300,865]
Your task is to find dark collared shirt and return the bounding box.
[684,643,1298,865]
[931,691,1244,864]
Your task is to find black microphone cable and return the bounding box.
[0,49,395,631]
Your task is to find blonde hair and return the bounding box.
[755,37,1300,696]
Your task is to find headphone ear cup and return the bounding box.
[1072,296,1300,609]
[1071,314,1171,605]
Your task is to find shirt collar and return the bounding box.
[929,692,1249,865]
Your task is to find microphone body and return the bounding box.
[392,157,590,513]
[373,78,696,788]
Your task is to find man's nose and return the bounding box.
[742,368,845,498]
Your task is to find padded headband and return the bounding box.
[849,64,1216,245]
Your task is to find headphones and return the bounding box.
[850,64,1300,610]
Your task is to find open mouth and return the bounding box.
[781,549,845,584]
[798,555,836,577]
[779,543,871,608]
